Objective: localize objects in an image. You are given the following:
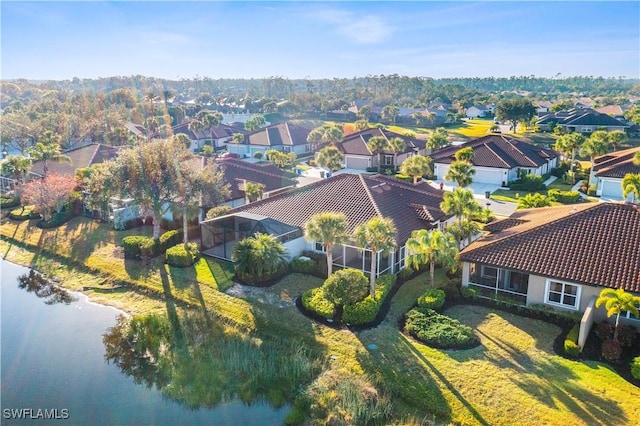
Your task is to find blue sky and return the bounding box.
[2,1,639,80]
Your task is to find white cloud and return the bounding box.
[313,8,394,44]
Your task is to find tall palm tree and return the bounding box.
[244,181,265,203]
[388,137,406,171]
[445,160,475,188]
[580,135,609,185]
[622,173,640,203]
[406,229,459,287]
[399,154,432,184]
[197,111,223,150]
[316,146,344,173]
[367,136,388,173]
[440,188,481,225]
[304,212,349,276]
[27,131,71,176]
[188,119,206,147]
[427,128,449,151]
[554,133,585,183]
[595,288,640,340]
[454,147,475,162]
[354,217,397,298]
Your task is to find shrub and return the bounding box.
[510,174,546,191]
[564,324,581,357]
[616,325,638,348]
[166,243,198,267]
[517,193,551,209]
[548,189,581,204]
[290,256,317,274]
[394,173,412,182]
[205,205,232,220]
[460,287,477,299]
[342,274,396,325]
[301,250,328,278]
[594,322,614,341]
[159,230,181,252]
[417,288,446,311]
[39,205,76,228]
[0,195,20,209]
[631,356,640,380]
[472,207,495,224]
[122,235,156,259]
[404,306,478,349]
[322,269,369,307]
[601,339,622,363]
[397,266,414,282]
[301,287,335,319]
[550,162,570,178]
[9,205,39,220]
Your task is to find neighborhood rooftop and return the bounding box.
[30,143,119,177]
[336,128,426,157]
[460,203,640,292]
[593,146,640,179]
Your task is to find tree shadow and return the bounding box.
[124,258,154,281]
[159,266,183,344]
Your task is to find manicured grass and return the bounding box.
[491,188,593,206]
[2,217,639,425]
[446,119,495,139]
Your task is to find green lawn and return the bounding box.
[2,217,639,424]
[446,119,495,139]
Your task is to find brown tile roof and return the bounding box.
[171,122,246,140]
[245,122,311,147]
[431,135,557,169]
[337,128,426,157]
[223,173,449,245]
[216,158,297,202]
[593,147,640,179]
[460,203,640,292]
[30,143,119,177]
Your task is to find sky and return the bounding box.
[1,1,639,81]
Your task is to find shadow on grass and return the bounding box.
[158,266,183,344]
[124,258,154,281]
[207,258,235,291]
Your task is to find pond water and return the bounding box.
[1,260,289,425]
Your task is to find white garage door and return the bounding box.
[601,179,622,199]
[471,168,504,185]
[436,164,449,181]
[346,156,370,170]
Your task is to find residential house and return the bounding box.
[29,143,119,178]
[594,105,627,122]
[466,105,489,119]
[124,122,147,141]
[533,100,554,114]
[201,173,455,277]
[593,147,640,200]
[537,108,630,133]
[335,128,427,171]
[171,121,247,152]
[226,122,312,158]
[431,135,558,186]
[459,203,640,346]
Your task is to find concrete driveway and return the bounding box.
[428,179,517,217]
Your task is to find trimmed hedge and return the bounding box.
[301,287,335,319]
[166,243,199,267]
[404,306,478,349]
[460,287,477,299]
[631,356,640,380]
[563,324,580,357]
[123,230,183,259]
[0,196,20,209]
[9,206,39,220]
[301,250,328,279]
[342,274,396,325]
[290,256,317,274]
[160,230,181,250]
[548,189,581,204]
[417,288,446,311]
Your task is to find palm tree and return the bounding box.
[316,146,344,173]
[445,160,475,188]
[197,111,223,150]
[406,229,459,287]
[367,136,388,173]
[171,133,192,150]
[580,135,609,185]
[304,212,349,276]
[427,128,449,151]
[554,133,585,183]
[607,130,627,152]
[440,188,481,225]
[382,105,399,123]
[244,181,265,203]
[232,133,245,144]
[388,137,406,171]
[622,173,640,203]
[633,150,640,166]
[595,288,640,340]
[454,147,474,162]
[399,154,432,184]
[188,118,206,142]
[354,217,397,298]
[27,131,71,176]
[232,233,288,284]
[1,155,31,184]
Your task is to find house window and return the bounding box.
[545,280,581,310]
[384,155,394,166]
[581,127,593,133]
[623,311,640,322]
[481,265,498,280]
[314,241,324,252]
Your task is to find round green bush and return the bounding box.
[404,306,478,349]
[165,243,198,267]
[9,206,39,220]
[631,356,640,380]
[302,287,335,319]
[1,196,20,209]
[290,257,316,274]
[122,235,156,259]
[322,269,368,307]
[460,287,477,299]
[417,288,446,311]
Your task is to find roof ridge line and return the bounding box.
[87,143,102,167]
[503,136,536,167]
[222,159,295,180]
[284,122,293,146]
[360,174,383,218]
[483,140,512,169]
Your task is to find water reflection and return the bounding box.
[18,270,78,305]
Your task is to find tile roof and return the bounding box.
[221,173,449,245]
[171,122,246,140]
[460,203,640,292]
[29,143,119,177]
[431,135,557,169]
[215,158,297,202]
[244,122,311,147]
[593,147,640,179]
[337,128,426,157]
[537,109,629,128]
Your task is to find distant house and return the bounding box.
[594,105,627,122]
[466,105,489,119]
[537,108,629,133]
[431,135,558,186]
[459,203,640,345]
[226,122,312,158]
[335,128,427,171]
[124,122,147,141]
[200,173,455,277]
[593,147,640,200]
[325,110,357,122]
[171,121,247,152]
[533,100,554,114]
[29,143,119,178]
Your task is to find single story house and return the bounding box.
[29,143,119,178]
[227,122,312,158]
[537,109,630,133]
[593,147,640,200]
[335,128,427,171]
[171,122,247,152]
[466,105,489,119]
[459,203,640,347]
[533,100,554,114]
[594,105,627,122]
[200,173,455,278]
[431,135,558,186]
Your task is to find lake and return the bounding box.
[0,260,288,425]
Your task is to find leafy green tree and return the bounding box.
[244,181,265,203]
[354,217,397,298]
[316,146,344,173]
[232,233,288,284]
[634,151,640,166]
[622,173,640,203]
[367,136,388,173]
[406,229,459,287]
[196,111,223,149]
[554,133,586,183]
[232,133,245,144]
[454,147,475,162]
[382,105,399,123]
[171,133,192,150]
[445,160,475,188]
[27,130,70,176]
[304,212,348,276]
[517,193,551,209]
[308,123,343,147]
[321,269,369,307]
[1,155,31,183]
[354,119,369,131]
[446,220,480,247]
[495,99,536,133]
[595,288,640,340]
[357,105,371,122]
[205,205,232,220]
[244,115,266,132]
[581,134,609,184]
[427,128,449,151]
[440,188,481,225]
[399,154,432,184]
[606,130,627,152]
[388,137,406,171]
